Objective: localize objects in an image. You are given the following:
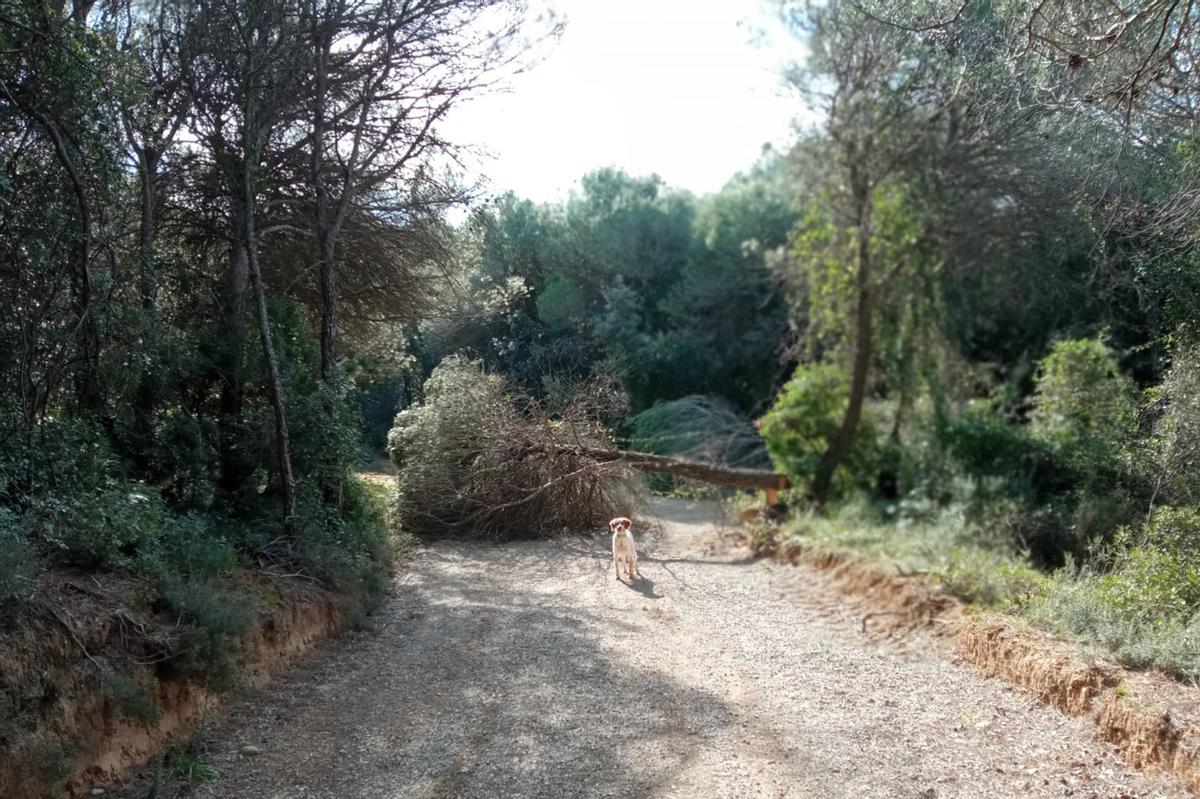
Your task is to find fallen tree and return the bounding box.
[529,444,788,497]
[388,359,789,539]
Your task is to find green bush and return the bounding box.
[0,509,41,606]
[294,478,392,613]
[1093,547,1200,622]
[388,357,636,539]
[941,546,1048,608]
[1030,337,1137,467]
[1142,348,1200,506]
[1028,572,1200,680]
[138,513,241,582]
[151,412,218,509]
[156,574,256,690]
[101,669,160,723]
[1122,506,1200,562]
[20,482,167,570]
[759,362,878,496]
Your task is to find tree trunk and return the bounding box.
[310,18,338,387]
[537,444,788,492]
[132,148,161,464]
[241,169,298,535]
[217,234,250,494]
[34,110,101,410]
[310,14,345,507]
[813,168,873,503]
[67,237,102,411]
[318,232,337,384]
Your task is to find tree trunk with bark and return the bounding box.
[813,165,874,503]
[217,233,250,494]
[132,147,161,463]
[537,443,788,493]
[241,167,298,535]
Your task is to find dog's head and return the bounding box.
[609,517,632,534]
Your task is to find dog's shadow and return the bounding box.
[622,574,663,599]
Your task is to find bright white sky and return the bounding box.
[442,0,807,203]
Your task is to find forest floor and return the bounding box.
[116,497,1189,799]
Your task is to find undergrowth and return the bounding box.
[773,497,1200,680]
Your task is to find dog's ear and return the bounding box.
[608,518,618,532]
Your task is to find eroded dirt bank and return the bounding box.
[110,498,1191,798]
[0,574,349,799]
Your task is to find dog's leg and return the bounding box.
[613,554,621,581]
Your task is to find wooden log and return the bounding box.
[544,444,788,492]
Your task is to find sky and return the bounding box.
[441,0,807,204]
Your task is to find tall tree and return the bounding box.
[186,0,305,530]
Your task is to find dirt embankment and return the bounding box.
[0,571,350,799]
[760,530,1200,794]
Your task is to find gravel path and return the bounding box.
[158,498,1186,798]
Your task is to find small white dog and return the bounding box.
[609,516,639,581]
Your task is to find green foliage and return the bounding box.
[156,574,256,690]
[293,477,393,615]
[388,357,636,539]
[1094,547,1200,622]
[443,162,793,414]
[1143,348,1200,506]
[951,338,1142,560]
[1031,338,1137,464]
[628,395,769,467]
[164,743,222,784]
[941,548,1048,609]
[780,498,1045,608]
[0,510,41,607]
[759,363,878,494]
[101,670,160,724]
[54,484,167,569]
[1028,570,1200,680]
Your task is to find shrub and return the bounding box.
[1143,348,1200,506]
[101,670,160,723]
[939,409,1075,502]
[937,401,1141,564]
[293,478,392,613]
[629,395,769,468]
[759,362,878,496]
[388,357,638,539]
[151,412,218,509]
[1027,573,1200,680]
[46,484,166,569]
[1093,547,1200,622]
[156,575,255,690]
[1030,337,1137,467]
[941,547,1048,608]
[1122,505,1200,562]
[0,510,41,606]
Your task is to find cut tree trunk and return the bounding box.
[540,444,788,500]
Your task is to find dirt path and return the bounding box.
[142,499,1187,798]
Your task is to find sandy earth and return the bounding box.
[126,498,1190,798]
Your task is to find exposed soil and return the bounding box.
[110,498,1189,798]
[0,570,348,799]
